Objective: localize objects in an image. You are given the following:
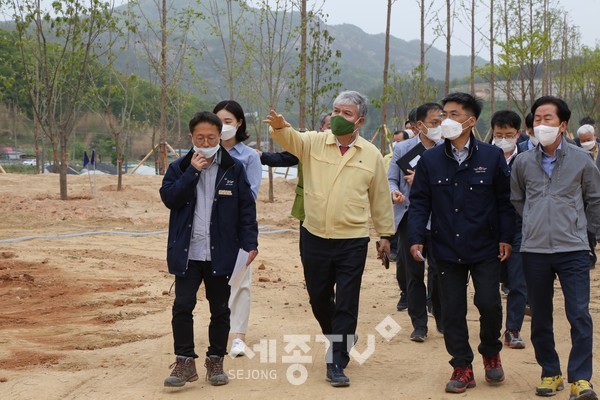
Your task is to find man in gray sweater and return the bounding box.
[511,96,600,400]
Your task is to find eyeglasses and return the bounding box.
[440,112,470,121]
[194,136,219,145]
[493,132,519,140]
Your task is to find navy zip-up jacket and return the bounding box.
[160,148,258,277]
[408,134,515,264]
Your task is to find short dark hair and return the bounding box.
[394,130,410,140]
[491,110,521,130]
[408,108,418,124]
[531,96,571,123]
[416,102,443,122]
[441,92,483,119]
[525,113,534,129]
[189,111,222,133]
[212,100,249,142]
[580,116,596,126]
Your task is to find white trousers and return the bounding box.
[229,266,252,334]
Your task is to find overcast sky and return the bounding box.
[318,0,599,58]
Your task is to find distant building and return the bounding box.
[0,147,23,161]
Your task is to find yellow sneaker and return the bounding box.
[536,375,564,396]
[569,380,598,400]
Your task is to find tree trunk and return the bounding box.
[116,138,123,191]
[419,0,425,103]
[503,0,511,109]
[59,129,68,200]
[470,0,475,96]
[382,0,393,155]
[299,0,307,130]
[159,0,168,175]
[445,0,451,95]
[489,0,495,113]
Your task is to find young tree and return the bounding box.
[131,0,198,174]
[8,0,117,199]
[200,0,249,100]
[287,4,341,131]
[88,28,138,191]
[417,0,440,104]
[240,0,299,202]
[380,0,396,155]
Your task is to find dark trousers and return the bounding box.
[437,258,503,368]
[172,260,231,358]
[504,250,527,331]
[522,251,593,381]
[401,223,442,331]
[396,217,408,295]
[300,227,369,366]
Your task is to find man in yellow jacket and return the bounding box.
[264,90,395,388]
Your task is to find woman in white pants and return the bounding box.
[213,100,262,357]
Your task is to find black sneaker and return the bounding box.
[396,293,408,311]
[445,364,476,393]
[326,363,350,387]
[504,328,525,349]
[483,353,505,384]
[410,328,427,342]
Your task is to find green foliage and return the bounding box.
[375,65,441,131]
[563,45,600,118]
[286,8,342,130]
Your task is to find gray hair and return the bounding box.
[333,90,369,118]
[318,112,331,130]
[577,124,595,136]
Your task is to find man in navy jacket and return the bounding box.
[408,93,515,394]
[160,111,258,388]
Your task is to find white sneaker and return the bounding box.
[230,338,246,357]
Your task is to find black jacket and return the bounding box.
[160,148,258,277]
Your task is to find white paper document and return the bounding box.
[228,249,250,288]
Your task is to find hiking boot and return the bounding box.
[410,328,427,342]
[326,363,350,387]
[164,356,198,387]
[569,380,597,400]
[483,353,505,384]
[396,292,407,311]
[204,355,228,386]
[536,375,564,396]
[504,328,525,349]
[445,364,476,393]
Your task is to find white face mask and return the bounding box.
[534,125,560,147]
[404,129,414,138]
[529,134,540,146]
[424,126,442,142]
[494,138,517,153]
[194,143,220,159]
[220,124,237,141]
[441,118,466,140]
[581,140,596,151]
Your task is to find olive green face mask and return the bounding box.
[330,115,357,136]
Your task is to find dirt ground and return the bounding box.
[1,172,599,400]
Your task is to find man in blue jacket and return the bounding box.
[408,92,515,394]
[160,111,258,388]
